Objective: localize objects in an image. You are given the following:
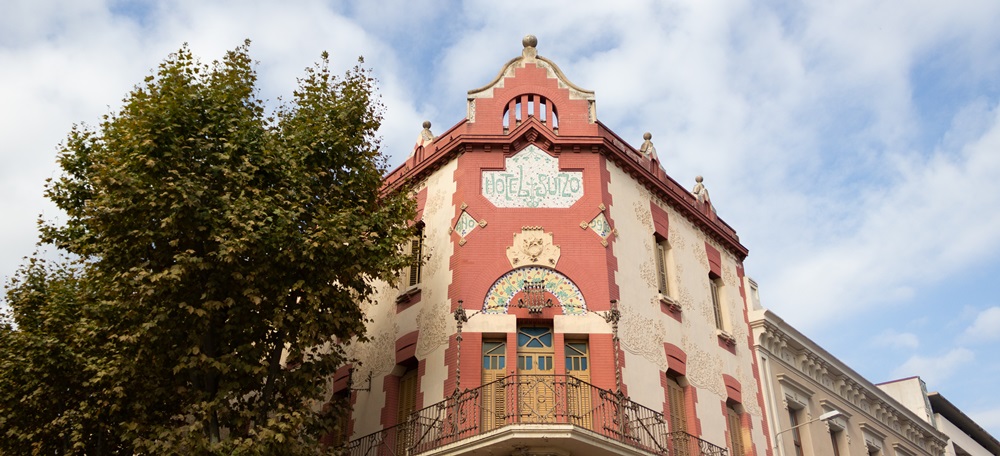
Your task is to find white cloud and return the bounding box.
[892,348,975,389]
[760,102,1000,329]
[872,329,920,350]
[961,307,1000,343]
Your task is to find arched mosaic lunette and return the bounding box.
[483,266,585,315]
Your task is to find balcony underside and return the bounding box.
[421,423,663,456]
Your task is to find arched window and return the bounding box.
[502,94,558,133]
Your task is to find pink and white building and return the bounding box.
[335,36,772,456]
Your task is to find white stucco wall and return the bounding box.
[605,160,767,456]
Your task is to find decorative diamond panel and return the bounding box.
[454,211,478,238]
[589,212,611,238]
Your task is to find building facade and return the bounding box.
[879,377,1000,456]
[749,307,948,456]
[336,36,772,456]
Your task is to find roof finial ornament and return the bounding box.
[692,175,716,214]
[639,132,659,161]
[415,120,435,148]
[522,34,538,60]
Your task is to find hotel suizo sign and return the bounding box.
[481,145,583,208]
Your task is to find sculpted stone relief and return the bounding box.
[506,228,560,268]
[358,321,400,381]
[416,299,451,357]
[639,255,657,289]
[619,297,667,368]
[693,239,710,270]
[678,286,695,327]
[668,218,686,249]
[423,232,442,278]
[633,199,653,231]
[738,367,761,415]
[425,186,446,217]
[698,280,715,323]
[681,335,726,398]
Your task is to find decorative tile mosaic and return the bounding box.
[481,145,584,208]
[588,212,612,238]
[483,266,586,315]
[453,210,478,238]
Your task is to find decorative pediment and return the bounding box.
[507,227,560,268]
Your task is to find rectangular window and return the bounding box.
[330,390,351,448]
[483,341,506,370]
[711,275,725,330]
[655,237,671,295]
[565,340,591,429]
[565,342,589,374]
[407,226,423,287]
[830,429,842,456]
[398,369,418,421]
[396,369,418,454]
[727,403,746,456]
[789,407,804,456]
[666,375,687,434]
[482,340,506,431]
[666,373,691,456]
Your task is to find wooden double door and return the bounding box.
[482,326,591,430]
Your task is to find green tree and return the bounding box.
[2,41,415,454]
[1,257,130,454]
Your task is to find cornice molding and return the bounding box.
[382,117,748,261]
[753,315,947,454]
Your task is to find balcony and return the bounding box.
[347,374,728,456]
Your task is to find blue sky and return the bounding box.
[2,0,999,438]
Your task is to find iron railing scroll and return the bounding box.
[346,374,728,456]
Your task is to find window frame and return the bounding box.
[726,401,747,456]
[406,224,424,288]
[655,235,673,296]
[710,274,726,331]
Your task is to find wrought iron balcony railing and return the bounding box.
[347,374,728,456]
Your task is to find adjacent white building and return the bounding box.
[879,377,1000,456]
[749,302,948,456]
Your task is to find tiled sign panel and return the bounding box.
[481,145,583,208]
[483,266,586,315]
[589,212,611,238]
[454,211,478,238]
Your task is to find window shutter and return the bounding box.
[656,242,668,294]
[667,377,686,433]
[482,341,506,431]
[408,238,421,286]
[711,279,724,330]
[727,405,746,456]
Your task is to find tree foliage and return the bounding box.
[1,41,415,454]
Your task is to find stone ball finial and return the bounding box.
[643,132,652,140]
[695,175,704,183]
[422,120,432,129]
[522,35,538,48]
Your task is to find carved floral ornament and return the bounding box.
[507,227,560,267]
